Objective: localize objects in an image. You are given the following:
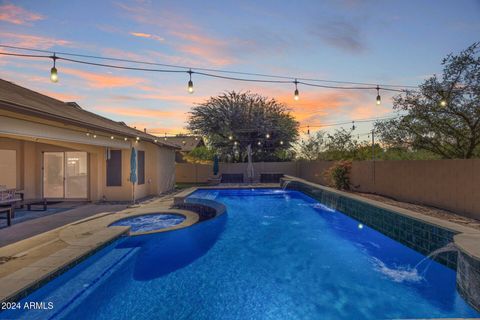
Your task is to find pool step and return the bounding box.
[14,245,139,320]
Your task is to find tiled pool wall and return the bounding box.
[457,251,480,311]
[282,179,457,269]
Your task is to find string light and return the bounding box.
[280,140,284,145]
[228,135,233,140]
[0,45,422,109]
[110,136,114,140]
[86,132,90,137]
[154,139,158,143]
[50,53,58,83]
[376,85,381,105]
[439,90,447,107]
[136,137,140,141]
[293,79,299,101]
[93,134,97,138]
[234,141,238,146]
[257,141,261,146]
[266,133,270,139]
[124,137,128,141]
[187,69,194,93]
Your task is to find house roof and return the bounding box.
[167,135,204,152]
[0,78,180,149]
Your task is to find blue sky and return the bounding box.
[0,0,479,137]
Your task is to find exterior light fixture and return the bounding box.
[86,132,90,137]
[182,140,186,144]
[280,140,284,145]
[228,135,233,140]
[136,137,140,141]
[358,223,364,229]
[187,69,194,94]
[266,133,270,139]
[294,79,299,101]
[50,53,58,83]
[234,141,238,146]
[110,136,114,140]
[93,134,97,139]
[124,137,128,141]
[154,139,158,143]
[257,141,261,146]
[376,85,381,105]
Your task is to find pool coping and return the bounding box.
[0,198,202,304]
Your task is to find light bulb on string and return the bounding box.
[439,90,447,107]
[376,85,381,105]
[266,133,270,139]
[50,53,58,83]
[280,140,284,145]
[293,79,299,101]
[187,69,194,94]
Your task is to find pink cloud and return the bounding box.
[61,67,145,89]
[0,32,71,50]
[116,3,234,67]
[130,32,164,42]
[0,3,44,25]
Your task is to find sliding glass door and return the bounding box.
[43,151,88,199]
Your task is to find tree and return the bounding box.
[188,91,299,162]
[295,131,327,160]
[374,43,480,159]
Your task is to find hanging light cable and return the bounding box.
[376,85,381,105]
[187,69,194,94]
[50,53,58,83]
[294,79,299,101]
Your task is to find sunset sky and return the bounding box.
[0,0,479,138]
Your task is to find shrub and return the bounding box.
[324,160,352,190]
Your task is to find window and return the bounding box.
[0,149,17,189]
[106,150,122,186]
[138,150,145,185]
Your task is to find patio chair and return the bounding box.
[221,173,244,183]
[0,206,13,226]
[260,173,284,183]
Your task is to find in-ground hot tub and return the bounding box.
[110,213,186,233]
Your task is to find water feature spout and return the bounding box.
[282,180,292,190]
[415,242,458,274]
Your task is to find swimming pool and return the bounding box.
[2,188,479,319]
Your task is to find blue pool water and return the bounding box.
[110,213,185,233]
[2,189,479,319]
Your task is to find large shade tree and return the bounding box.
[188,91,299,162]
[374,43,480,159]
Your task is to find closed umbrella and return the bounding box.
[247,144,254,183]
[130,147,137,205]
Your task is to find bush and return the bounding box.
[324,160,352,190]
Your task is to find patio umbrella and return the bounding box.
[246,144,254,183]
[130,147,137,205]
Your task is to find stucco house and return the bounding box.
[166,135,205,162]
[0,78,179,202]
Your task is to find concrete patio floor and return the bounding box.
[0,203,127,247]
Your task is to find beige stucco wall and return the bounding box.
[297,160,480,220]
